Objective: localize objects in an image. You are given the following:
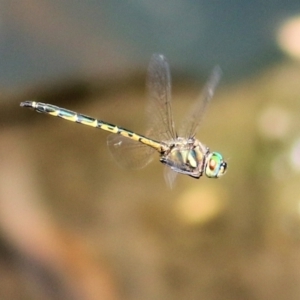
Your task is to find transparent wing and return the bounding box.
[164,166,178,189]
[146,53,177,141]
[107,134,155,169]
[179,66,222,139]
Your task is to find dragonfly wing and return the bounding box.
[164,165,178,189]
[107,134,155,169]
[146,54,177,141]
[179,66,222,139]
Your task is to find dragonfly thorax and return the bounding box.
[160,137,208,178]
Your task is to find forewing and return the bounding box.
[146,54,177,141]
[107,134,155,169]
[179,66,222,139]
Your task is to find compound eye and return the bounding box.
[209,158,217,171]
[205,152,226,178]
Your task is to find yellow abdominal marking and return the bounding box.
[78,118,98,127]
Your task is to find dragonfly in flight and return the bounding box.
[21,54,227,187]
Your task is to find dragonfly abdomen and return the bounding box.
[20,101,163,151]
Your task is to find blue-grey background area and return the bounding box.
[1,0,299,90]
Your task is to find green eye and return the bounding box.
[205,152,227,178]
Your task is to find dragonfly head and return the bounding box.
[205,152,227,178]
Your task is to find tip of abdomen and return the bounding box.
[20,101,34,108]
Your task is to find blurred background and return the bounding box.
[1,0,300,299]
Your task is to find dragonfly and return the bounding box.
[20,54,227,187]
